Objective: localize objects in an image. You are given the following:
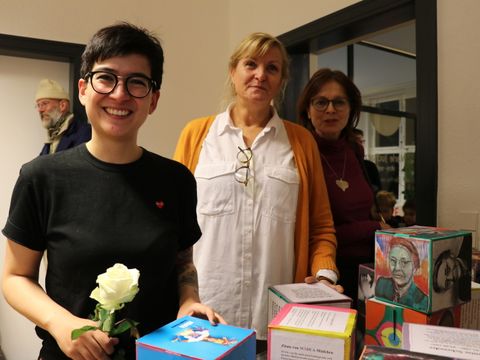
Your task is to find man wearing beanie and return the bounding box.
[35,78,91,155]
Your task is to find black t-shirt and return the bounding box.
[3,144,201,359]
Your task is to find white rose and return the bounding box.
[90,263,140,311]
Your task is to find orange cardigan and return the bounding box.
[173,115,338,282]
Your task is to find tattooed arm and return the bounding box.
[176,246,226,324]
[176,246,200,304]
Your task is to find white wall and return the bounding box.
[437,0,480,245]
[0,1,359,358]
[0,55,70,359]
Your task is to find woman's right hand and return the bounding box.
[51,315,118,360]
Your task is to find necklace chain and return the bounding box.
[320,151,349,191]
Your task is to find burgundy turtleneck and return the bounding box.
[314,134,381,259]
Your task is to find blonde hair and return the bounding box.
[224,32,290,108]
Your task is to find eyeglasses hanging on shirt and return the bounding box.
[234,146,253,186]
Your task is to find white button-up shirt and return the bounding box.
[193,107,299,339]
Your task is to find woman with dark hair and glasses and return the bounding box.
[2,23,223,360]
[297,68,391,303]
[174,33,341,351]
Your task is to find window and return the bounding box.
[278,0,437,225]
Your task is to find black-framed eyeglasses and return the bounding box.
[234,146,252,186]
[85,71,158,98]
[311,97,349,112]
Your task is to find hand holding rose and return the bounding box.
[71,264,140,360]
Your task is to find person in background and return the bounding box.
[35,78,91,155]
[297,68,390,303]
[174,32,342,354]
[376,190,402,228]
[3,23,223,360]
[402,199,416,226]
[352,128,382,193]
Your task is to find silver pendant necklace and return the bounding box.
[321,151,349,191]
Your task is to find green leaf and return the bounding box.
[110,318,139,336]
[71,325,99,340]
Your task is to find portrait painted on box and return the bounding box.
[375,235,429,313]
[432,235,472,308]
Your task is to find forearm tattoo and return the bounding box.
[176,247,199,295]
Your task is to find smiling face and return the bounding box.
[308,81,351,140]
[78,54,159,144]
[230,46,283,107]
[389,244,415,288]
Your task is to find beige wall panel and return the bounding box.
[437,0,480,246]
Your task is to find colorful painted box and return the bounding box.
[268,303,357,360]
[268,282,352,324]
[136,316,255,359]
[374,225,472,314]
[357,263,375,318]
[365,297,461,349]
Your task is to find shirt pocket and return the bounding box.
[195,163,235,216]
[262,166,300,223]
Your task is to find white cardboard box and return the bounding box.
[268,303,357,360]
[268,282,352,324]
[460,282,480,330]
[403,323,480,360]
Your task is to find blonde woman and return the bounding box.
[174,32,342,351]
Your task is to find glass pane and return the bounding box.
[378,100,399,111]
[375,153,399,198]
[315,46,348,74]
[353,43,416,109]
[403,152,415,200]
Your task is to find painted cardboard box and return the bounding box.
[374,225,472,314]
[136,316,255,359]
[365,297,461,349]
[268,303,357,360]
[268,282,352,324]
[356,263,376,354]
[357,263,375,318]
